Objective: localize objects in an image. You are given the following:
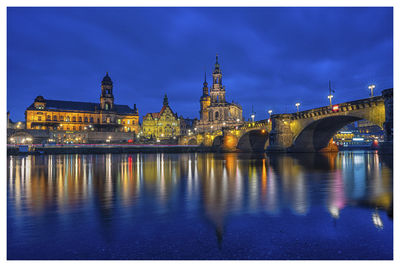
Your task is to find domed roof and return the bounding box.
[35,96,45,102]
[102,72,113,85]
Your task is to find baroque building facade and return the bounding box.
[195,55,243,133]
[25,73,140,133]
[142,94,180,140]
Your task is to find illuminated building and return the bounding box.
[196,55,243,132]
[357,119,383,134]
[142,94,180,140]
[7,112,25,129]
[179,116,197,136]
[25,73,139,133]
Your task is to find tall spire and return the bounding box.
[213,53,221,74]
[203,72,208,86]
[163,94,169,106]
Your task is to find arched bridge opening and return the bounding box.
[237,129,269,153]
[188,138,197,145]
[212,135,224,148]
[290,115,365,152]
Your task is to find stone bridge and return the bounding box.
[180,88,393,153]
[267,88,393,152]
[179,120,271,152]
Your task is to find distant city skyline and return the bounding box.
[7,7,393,122]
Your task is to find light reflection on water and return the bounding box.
[7,151,393,260]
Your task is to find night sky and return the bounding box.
[7,7,393,122]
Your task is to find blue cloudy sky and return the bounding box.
[7,7,393,122]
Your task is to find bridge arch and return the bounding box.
[212,135,224,148]
[237,129,269,152]
[290,115,367,152]
[188,138,197,145]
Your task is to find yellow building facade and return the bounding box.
[142,95,180,140]
[25,73,140,133]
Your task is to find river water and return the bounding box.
[7,151,393,260]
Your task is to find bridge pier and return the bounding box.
[380,88,393,154]
[266,114,293,152]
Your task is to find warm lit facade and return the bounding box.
[196,55,243,133]
[25,73,140,133]
[142,94,180,140]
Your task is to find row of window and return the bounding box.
[35,125,135,132]
[39,115,95,123]
[37,115,134,124]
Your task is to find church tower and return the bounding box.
[200,73,211,121]
[100,72,114,111]
[210,54,226,104]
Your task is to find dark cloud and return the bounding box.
[7,7,393,121]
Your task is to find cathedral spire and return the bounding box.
[213,53,221,74]
[163,94,169,106]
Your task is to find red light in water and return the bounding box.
[332,105,339,112]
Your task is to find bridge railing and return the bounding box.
[284,95,384,120]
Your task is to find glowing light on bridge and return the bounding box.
[332,104,339,112]
[328,94,333,106]
[295,103,300,112]
[368,84,376,97]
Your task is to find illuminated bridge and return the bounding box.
[180,88,393,153]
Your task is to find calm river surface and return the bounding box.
[7,151,393,260]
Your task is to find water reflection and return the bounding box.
[7,151,393,259]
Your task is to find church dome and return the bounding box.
[35,96,45,102]
[102,72,113,85]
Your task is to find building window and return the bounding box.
[66,116,70,122]
[90,117,94,123]
[38,116,42,121]
[127,120,130,124]
[84,117,88,123]
[118,119,121,124]
[106,117,110,123]
[47,115,51,121]
[215,111,219,120]
[105,103,109,110]
[79,117,82,122]
[73,126,76,130]
[53,115,57,121]
[72,117,76,122]
[60,115,64,121]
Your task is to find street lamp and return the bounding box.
[368,84,376,97]
[295,103,300,113]
[328,94,333,107]
[268,110,272,118]
[251,113,255,122]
